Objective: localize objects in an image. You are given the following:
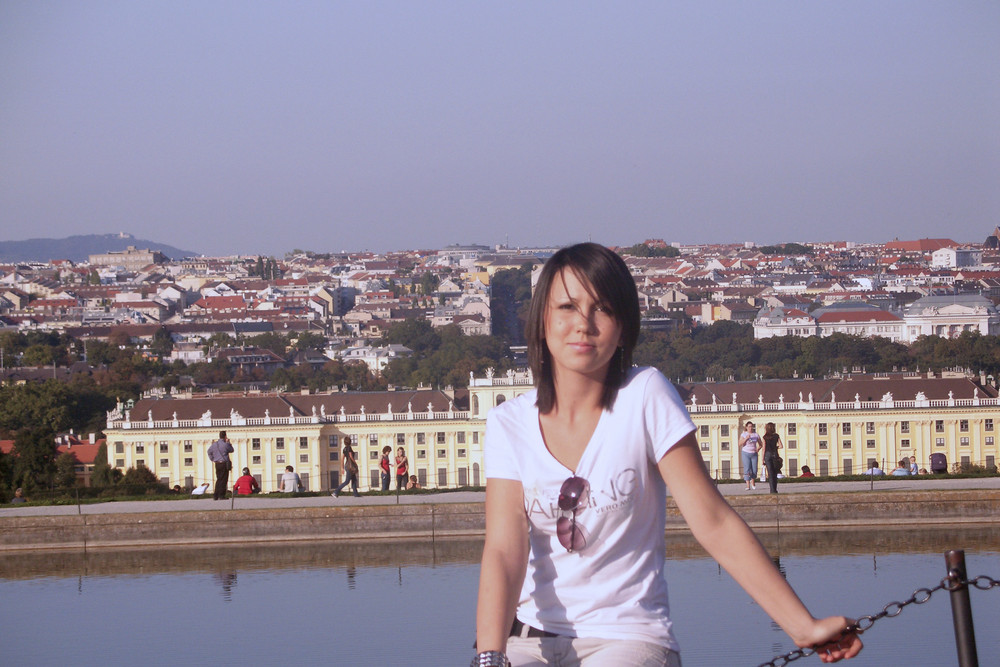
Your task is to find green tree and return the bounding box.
[149,327,174,357]
[490,265,534,346]
[291,331,326,351]
[11,427,57,490]
[55,451,78,489]
[91,443,113,487]
[621,243,680,258]
[20,344,54,367]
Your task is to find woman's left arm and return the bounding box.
[658,433,861,662]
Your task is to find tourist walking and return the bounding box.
[333,437,360,497]
[762,422,784,494]
[207,430,234,500]
[472,243,861,667]
[739,421,762,490]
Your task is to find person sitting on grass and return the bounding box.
[405,474,420,490]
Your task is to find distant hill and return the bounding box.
[0,233,200,263]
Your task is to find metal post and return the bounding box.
[945,549,979,667]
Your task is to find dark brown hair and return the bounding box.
[526,243,640,414]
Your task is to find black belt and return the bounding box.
[510,619,561,639]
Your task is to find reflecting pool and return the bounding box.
[1,527,997,666]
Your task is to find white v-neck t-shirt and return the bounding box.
[485,366,696,649]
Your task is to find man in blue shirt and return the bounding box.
[207,431,234,500]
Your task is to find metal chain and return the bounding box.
[756,573,1000,667]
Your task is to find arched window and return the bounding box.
[496,394,506,406]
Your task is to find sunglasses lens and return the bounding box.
[556,515,587,552]
[558,476,587,511]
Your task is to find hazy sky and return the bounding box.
[2,1,997,257]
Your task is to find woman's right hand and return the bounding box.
[795,617,863,663]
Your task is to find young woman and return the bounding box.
[332,437,360,498]
[739,421,763,490]
[472,243,861,667]
[395,446,409,491]
[762,422,784,494]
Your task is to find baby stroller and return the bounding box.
[929,452,948,474]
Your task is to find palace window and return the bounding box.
[720,425,730,437]
[369,434,378,445]
[300,454,308,463]
[135,443,144,454]
[960,437,970,446]
[818,423,828,436]
[819,440,828,450]
[700,442,709,451]
[328,435,338,448]
[184,458,193,467]
[397,433,405,445]
[866,422,875,435]
[417,449,426,459]
[184,440,193,452]
[901,421,910,434]
[842,423,851,435]
[842,439,851,450]
[901,439,910,448]
[437,449,447,459]
[277,455,285,463]
[935,420,944,433]
[700,425,709,438]
[457,432,466,444]
[159,458,168,467]
[252,456,261,464]
[252,438,260,450]
[458,448,467,458]
[986,419,994,432]
[300,437,309,449]
[417,433,426,445]
[866,439,875,449]
[160,443,169,453]
[787,424,796,435]
[721,441,730,451]
[935,437,945,447]
[987,436,995,446]
[370,450,379,460]
[276,438,285,450]
[960,420,969,432]
[437,432,446,444]
[788,440,796,450]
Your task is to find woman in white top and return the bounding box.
[739,421,763,490]
[472,243,861,667]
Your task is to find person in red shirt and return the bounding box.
[379,446,392,491]
[233,467,260,495]
[395,447,409,491]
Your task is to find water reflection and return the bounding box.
[213,571,237,601]
[0,528,996,666]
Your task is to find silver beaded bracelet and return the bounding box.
[470,650,509,667]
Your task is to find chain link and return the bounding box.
[756,573,1000,667]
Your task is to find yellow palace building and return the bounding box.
[104,369,999,492]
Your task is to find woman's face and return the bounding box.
[543,268,623,383]
[397,447,404,456]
